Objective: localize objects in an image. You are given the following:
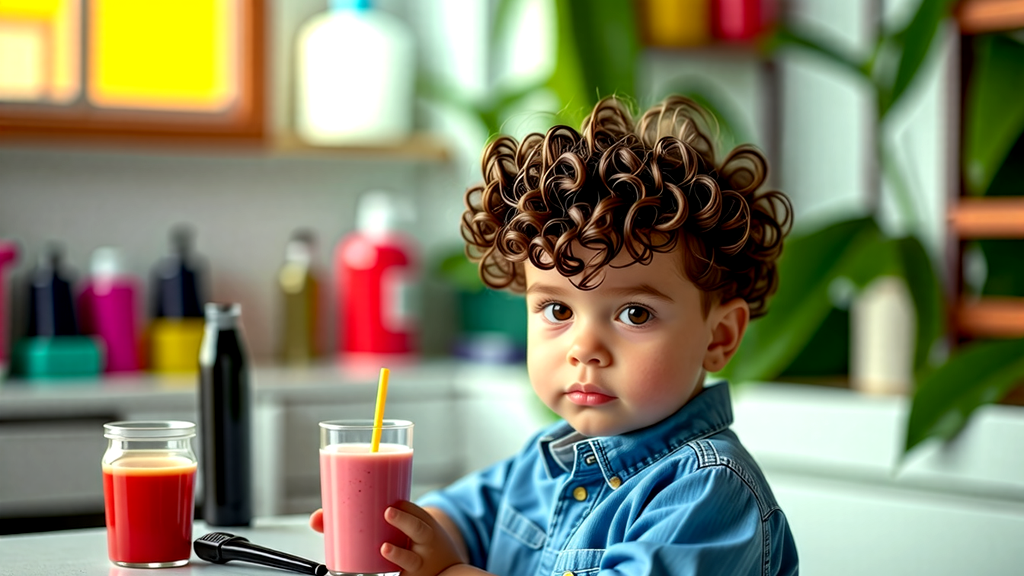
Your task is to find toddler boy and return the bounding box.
[313,96,798,576]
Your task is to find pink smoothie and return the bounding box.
[320,443,413,574]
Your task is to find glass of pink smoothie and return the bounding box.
[319,419,413,576]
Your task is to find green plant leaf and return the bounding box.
[765,27,869,81]
[963,34,1024,195]
[894,236,946,372]
[547,0,639,127]
[489,0,523,71]
[904,338,1024,455]
[780,307,850,377]
[547,0,590,126]
[723,217,880,383]
[436,251,485,293]
[880,0,957,117]
[656,77,755,151]
[567,0,638,99]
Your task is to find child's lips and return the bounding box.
[566,384,616,406]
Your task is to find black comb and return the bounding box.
[194,531,328,575]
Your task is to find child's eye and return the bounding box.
[618,305,652,326]
[542,303,573,323]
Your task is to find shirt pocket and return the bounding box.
[552,548,606,576]
[496,503,546,549]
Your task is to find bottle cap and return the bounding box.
[330,0,369,11]
[91,246,125,278]
[284,229,317,266]
[356,190,413,235]
[205,302,241,329]
[171,224,195,258]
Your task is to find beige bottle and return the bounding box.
[278,230,320,365]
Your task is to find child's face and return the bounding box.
[524,247,726,437]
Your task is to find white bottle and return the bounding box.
[296,0,415,145]
[850,276,916,395]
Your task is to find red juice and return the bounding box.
[103,456,197,566]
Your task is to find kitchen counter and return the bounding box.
[0,515,327,576]
[0,362,544,519]
[4,369,1024,575]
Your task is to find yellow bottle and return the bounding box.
[149,226,207,374]
[639,0,711,47]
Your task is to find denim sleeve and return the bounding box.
[417,457,516,569]
[599,465,777,576]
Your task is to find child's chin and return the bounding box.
[566,416,634,437]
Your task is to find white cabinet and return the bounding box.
[0,362,542,523]
[732,383,1024,576]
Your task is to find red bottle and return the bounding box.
[335,191,419,366]
[712,0,771,42]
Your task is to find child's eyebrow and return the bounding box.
[603,284,675,302]
[525,283,674,302]
[524,284,569,298]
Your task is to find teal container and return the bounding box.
[453,288,528,363]
[459,288,528,344]
[12,336,104,380]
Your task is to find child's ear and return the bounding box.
[703,298,750,372]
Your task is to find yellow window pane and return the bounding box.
[0,0,79,103]
[88,0,237,112]
[0,0,64,20]
[0,23,45,100]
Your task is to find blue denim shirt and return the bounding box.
[418,382,798,576]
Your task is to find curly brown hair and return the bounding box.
[460,96,792,319]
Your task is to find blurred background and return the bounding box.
[1,0,1023,574]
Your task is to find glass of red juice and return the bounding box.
[102,421,198,568]
[319,419,413,576]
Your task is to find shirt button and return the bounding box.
[572,486,588,501]
[609,476,622,489]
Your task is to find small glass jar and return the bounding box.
[102,421,198,568]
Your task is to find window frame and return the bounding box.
[0,0,265,144]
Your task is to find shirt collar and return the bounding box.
[537,381,734,487]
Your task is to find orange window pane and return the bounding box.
[88,0,238,112]
[0,0,80,103]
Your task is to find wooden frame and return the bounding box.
[957,0,1024,34]
[0,0,265,145]
[949,2,1024,341]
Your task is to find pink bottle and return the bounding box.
[335,191,419,366]
[78,247,141,372]
[0,241,18,378]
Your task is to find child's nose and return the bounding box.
[566,326,611,367]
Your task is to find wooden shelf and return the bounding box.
[0,132,452,163]
[957,0,1024,34]
[949,197,1024,238]
[957,297,1024,338]
[270,133,451,162]
[643,42,770,61]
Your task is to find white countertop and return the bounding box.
[0,515,326,576]
[0,361,469,419]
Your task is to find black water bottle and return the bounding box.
[199,302,252,526]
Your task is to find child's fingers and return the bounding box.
[309,509,324,533]
[384,505,433,545]
[381,541,423,572]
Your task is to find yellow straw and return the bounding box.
[370,367,390,452]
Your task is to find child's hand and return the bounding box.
[381,500,465,576]
[309,508,323,533]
